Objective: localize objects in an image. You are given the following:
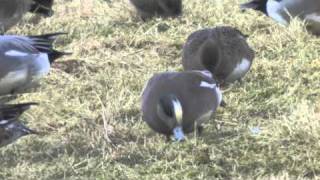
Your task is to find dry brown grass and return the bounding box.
[1,0,320,179]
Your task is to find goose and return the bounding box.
[240,0,320,36]
[0,102,38,148]
[129,0,182,20]
[0,0,54,33]
[141,70,223,141]
[0,32,70,96]
[182,26,255,85]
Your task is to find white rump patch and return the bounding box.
[267,0,289,25]
[234,58,251,75]
[226,58,251,82]
[5,50,29,57]
[33,53,50,79]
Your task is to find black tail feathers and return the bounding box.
[0,102,39,121]
[48,50,72,64]
[28,32,71,63]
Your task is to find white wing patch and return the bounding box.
[200,81,223,105]
[193,70,213,78]
[5,50,29,57]
[200,81,217,89]
[266,0,289,25]
[0,120,9,125]
[200,70,213,78]
[306,13,320,22]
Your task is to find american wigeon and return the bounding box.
[241,0,320,36]
[0,102,38,148]
[182,26,255,85]
[141,70,223,141]
[129,0,182,20]
[0,32,70,96]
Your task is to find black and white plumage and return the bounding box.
[0,32,70,96]
[129,0,182,20]
[0,102,38,148]
[240,0,320,36]
[141,70,223,141]
[182,26,255,85]
[0,0,54,33]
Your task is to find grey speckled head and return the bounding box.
[129,0,182,20]
[182,26,255,85]
[0,102,39,148]
[141,70,223,141]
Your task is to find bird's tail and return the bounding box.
[18,124,40,135]
[0,102,38,125]
[28,33,72,63]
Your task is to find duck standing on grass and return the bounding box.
[0,102,39,148]
[0,0,54,33]
[141,70,224,141]
[0,32,70,96]
[129,0,182,20]
[182,26,255,85]
[240,0,320,36]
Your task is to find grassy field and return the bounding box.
[1,0,320,179]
